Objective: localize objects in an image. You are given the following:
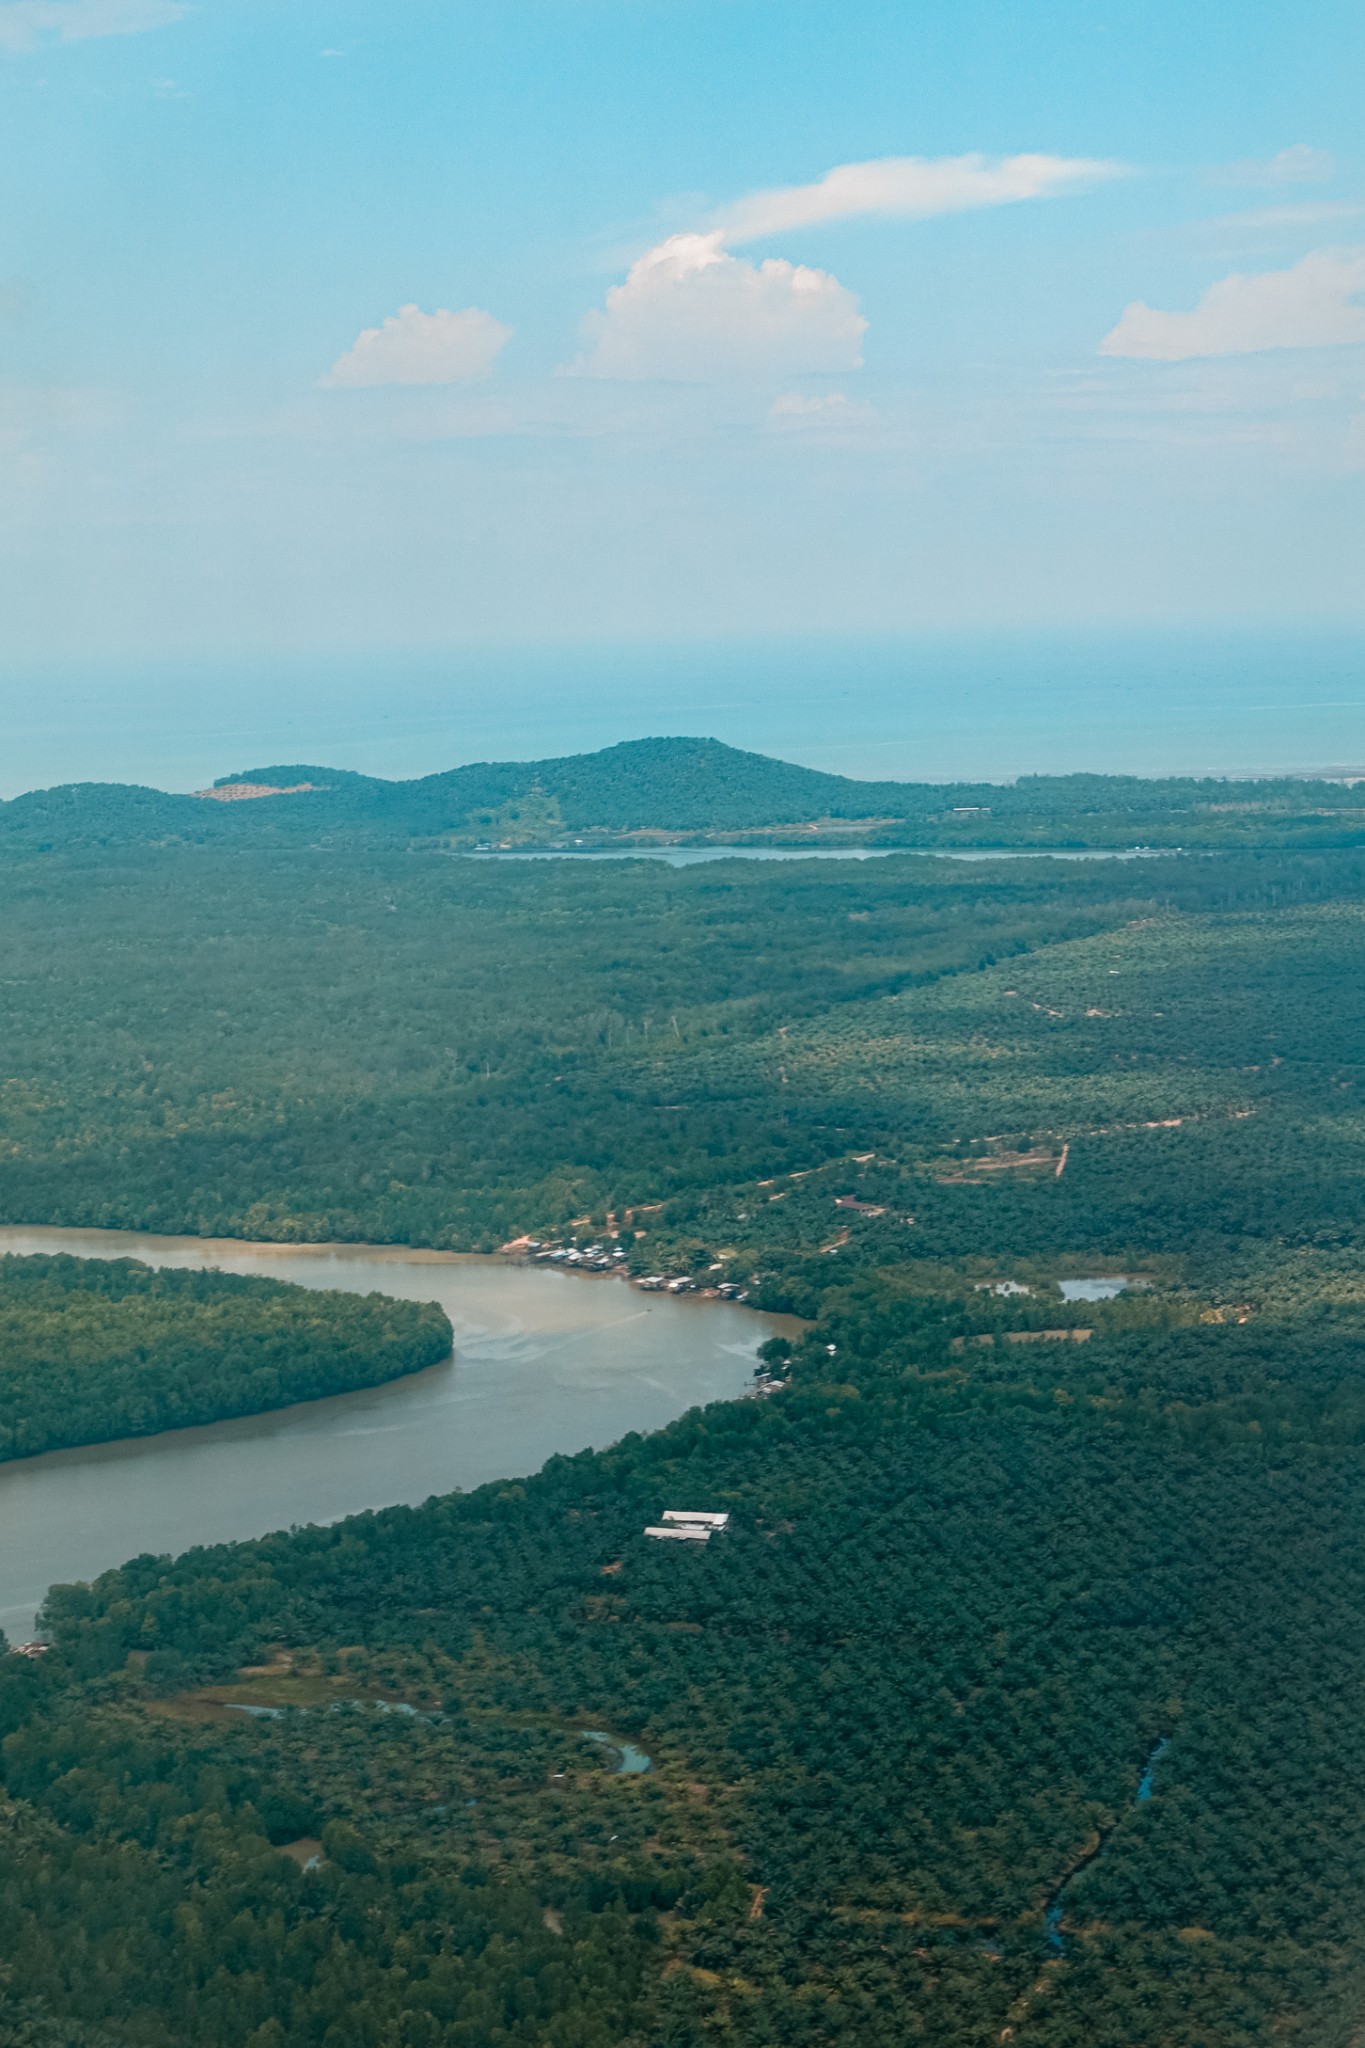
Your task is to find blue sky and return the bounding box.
[2,0,1363,669]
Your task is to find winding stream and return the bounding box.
[1044,1737,1171,1953]
[0,1226,798,1642]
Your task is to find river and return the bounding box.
[462,847,1174,865]
[0,1226,798,1643]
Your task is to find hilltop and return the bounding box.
[3,734,1365,850]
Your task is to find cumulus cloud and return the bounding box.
[573,151,1115,383]
[716,151,1122,243]
[323,304,511,388]
[1213,144,1335,188]
[570,232,866,382]
[0,0,184,49]
[1102,248,1365,361]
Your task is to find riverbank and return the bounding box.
[0,1226,798,1643]
[0,1249,452,1464]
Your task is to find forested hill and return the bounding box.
[3,735,1365,849]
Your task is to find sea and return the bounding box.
[3,630,1363,799]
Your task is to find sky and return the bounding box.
[0,0,1363,767]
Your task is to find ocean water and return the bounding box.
[2,631,1363,799]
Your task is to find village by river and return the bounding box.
[0,1226,800,1644]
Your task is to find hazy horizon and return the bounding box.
[3,628,1364,801]
[3,0,1362,691]
[4,2,1361,798]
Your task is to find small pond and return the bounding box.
[582,1730,653,1774]
[1059,1277,1135,1302]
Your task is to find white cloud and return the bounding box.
[572,150,1115,385]
[1102,247,1365,361]
[0,0,185,50]
[1211,201,1363,232]
[716,152,1121,243]
[1213,145,1336,188]
[768,391,880,439]
[570,231,866,382]
[770,392,860,419]
[323,304,511,388]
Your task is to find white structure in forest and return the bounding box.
[644,1509,731,1543]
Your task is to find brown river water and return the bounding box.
[0,1227,798,1642]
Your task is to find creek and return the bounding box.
[1044,1737,1170,1953]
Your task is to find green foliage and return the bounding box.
[5,736,1365,850]
[0,1254,450,1458]
[0,842,1361,1259]
[3,815,1365,2040]
[0,2007,123,2048]
[8,1293,1365,2045]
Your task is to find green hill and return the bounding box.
[4,735,1365,849]
[0,739,939,848]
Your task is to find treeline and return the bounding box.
[3,735,1365,850]
[0,1254,451,1459]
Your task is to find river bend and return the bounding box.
[0,1227,795,1642]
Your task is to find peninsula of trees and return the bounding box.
[0,1254,452,1459]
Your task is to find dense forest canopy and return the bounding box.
[0,1254,451,1459]
[3,735,1365,850]
[0,839,1359,1286]
[7,1289,1365,2046]
[3,817,1365,2044]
